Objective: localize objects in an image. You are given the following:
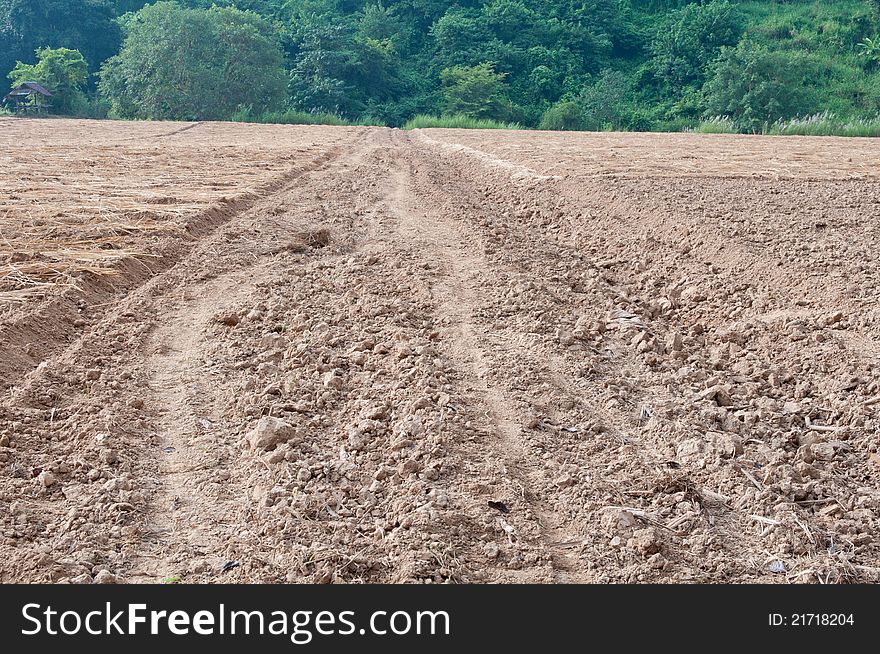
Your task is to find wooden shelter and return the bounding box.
[3,82,52,115]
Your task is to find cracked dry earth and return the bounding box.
[2,121,880,584]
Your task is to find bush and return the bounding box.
[703,41,821,132]
[538,101,586,130]
[402,114,522,129]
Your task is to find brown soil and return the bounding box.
[1,120,878,584]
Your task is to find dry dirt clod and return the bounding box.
[245,416,297,452]
[37,471,57,488]
[93,570,119,584]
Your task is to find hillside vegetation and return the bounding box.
[2,0,880,133]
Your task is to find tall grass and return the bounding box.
[403,114,522,130]
[694,116,738,134]
[767,111,880,137]
[231,107,384,127]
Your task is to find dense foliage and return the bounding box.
[9,47,88,114]
[98,2,286,120]
[2,0,880,132]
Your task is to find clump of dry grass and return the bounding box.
[0,118,346,304]
[0,212,176,302]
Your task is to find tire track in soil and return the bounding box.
[86,135,374,582]
[126,269,260,582]
[124,131,383,582]
[0,144,345,395]
[381,136,589,582]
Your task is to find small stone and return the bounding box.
[61,484,84,500]
[322,370,344,389]
[811,442,837,461]
[794,462,821,479]
[710,432,743,458]
[245,416,296,451]
[681,287,707,303]
[38,471,57,488]
[361,404,388,420]
[648,552,666,570]
[555,329,575,346]
[411,397,431,410]
[85,369,101,381]
[347,429,369,450]
[261,334,287,349]
[554,473,577,488]
[822,311,843,326]
[676,438,706,464]
[602,509,638,537]
[429,489,449,508]
[398,459,421,475]
[395,414,424,437]
[483,542,500,559]
[374,466,391,481]
[264,449,286,464]
[99,448,119,465]
[698,385,733,406]
[390,437,413,451]
[216,312,240,326]
[93,570,118,584]
[629,527,662,556]
[782,401,801,415]
[423,465,441,481]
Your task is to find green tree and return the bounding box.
[703,42,821,132]
[9,47,88,114]
[650,0,742,93]
[440,62,512,119]
[577,69,635,130]
[99,1,285,120]
[284,6,404,119]
[0,0,120,85]
[431,8,493,68]
[210,6,288,114]
[286,22,361,115]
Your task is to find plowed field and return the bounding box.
[1,118,878,584]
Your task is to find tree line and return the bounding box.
[3,0,880,132]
